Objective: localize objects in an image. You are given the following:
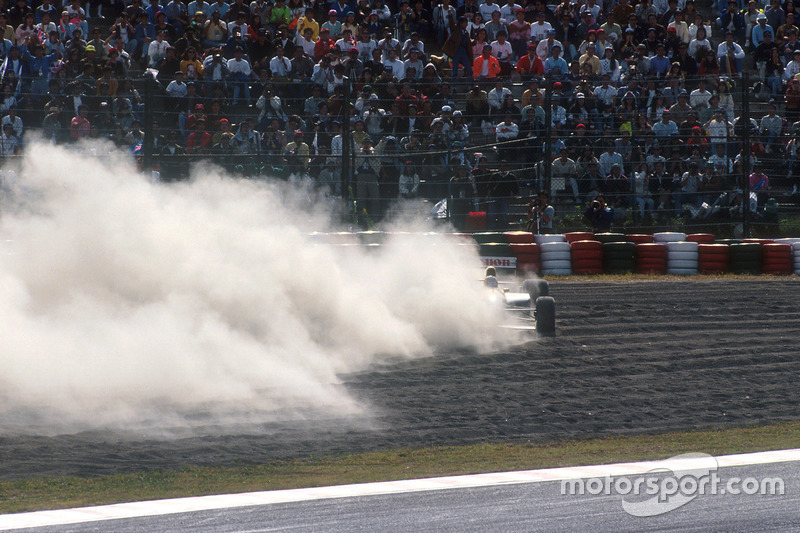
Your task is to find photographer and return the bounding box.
[584,194,613,232]
[527,190,554,233]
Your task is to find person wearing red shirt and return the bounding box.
[473,43,501,80]
[516,42,544,80]
[187,117,212,154]
[70,105,90,140]
[314,27,335,61]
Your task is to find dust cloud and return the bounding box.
[0,142,509,437]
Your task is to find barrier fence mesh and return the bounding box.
[2,70,797,236]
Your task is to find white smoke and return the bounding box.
[0,142,511,437]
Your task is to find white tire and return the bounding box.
[534,234,567,244]
[539,241,571,252]
[667,268,698,275]
[541,259,572,270]
[774,238,800,245]
[666,241,699,252]
[793,242,800,252]
[654,232,687,243]
[667,250,700,261]
[541,268,572,276]
[541,251,571,261]
[667,259,699,269]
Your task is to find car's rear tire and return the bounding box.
[535,296,555,335]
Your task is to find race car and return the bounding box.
[484,267,555,335]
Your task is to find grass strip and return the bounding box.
[2,420,800,514]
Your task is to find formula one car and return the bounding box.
[484,267,555,335]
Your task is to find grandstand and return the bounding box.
[1,0,798,235]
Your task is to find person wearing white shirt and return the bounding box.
[491,34,512,63]
[535,30,562,60]
[228,48,252,105]
[716,31,745,75]
[668,10,690,43]
[296,27,317,57]
[269,44,292,77]
[383,49,405,79]
[479,0,500,22]
[689,79,712,108]
[499,0,522,21]
[784,50,800,80]
[530,12,552,42]
[488,81,511,110]
[147,31,170,66]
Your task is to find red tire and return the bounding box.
[564,232,595,243]
[510,243,540,254]
[687,233,716,244]
[697,254,730,263]
[637,261,668,269]
[637,251,668,259]
[626,234,654,244]
[570,240,604,251]
[636,243,668,252]
[699,261,729,273]
[763,243,792,254]
[763,260,792,270]
[503,231,535,244]
[742,238,774,245]
[571,249,604,261]
[572,259,603,270]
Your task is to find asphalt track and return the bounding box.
[2,449,799,532]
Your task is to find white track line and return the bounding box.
[1,448,799,531]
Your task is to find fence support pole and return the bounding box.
[741,73,751,238]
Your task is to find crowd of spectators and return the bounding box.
[0,0,796,228]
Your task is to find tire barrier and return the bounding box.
[666,241,699,275]
[635,243,668,274]
[594,232,627,244]
[603,241,636,274]
[564,232,596,243]
[479,242,515,257]
[794,243,800,276]
[686,233,716,244]
[540,241,573,275]
[472,231,507,244]
[762,243,793,275]
[626,234,655,244]
[570,240,604,275]
[464,232,800,277]
[653,232,687,243]
[698,243,731,274]
[511,243,541,275]
[503,231,535,244]
[729,242,763,275]
[534,234,567,244]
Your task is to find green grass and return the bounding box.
[3,421,800,514]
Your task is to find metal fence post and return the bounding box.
[543,78,552,198]
[741,73,751,238]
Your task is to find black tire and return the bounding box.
[524,279,549,299]
[535,296,555,335]
[594,233,626,244]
